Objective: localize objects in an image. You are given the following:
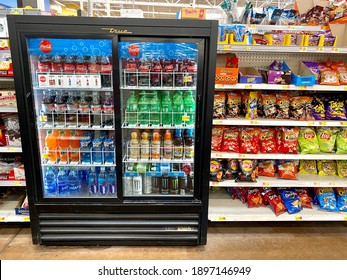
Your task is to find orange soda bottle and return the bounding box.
[69,130,81,162]
[57,130,70,162]
[45,129,57,162]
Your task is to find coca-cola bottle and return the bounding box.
[138,58,150,86]
[64,55,76,73]
[51,55,64,72]
[162,59,174,87]
[126,58,137,86]
[76,56,88,73]
[66,91,79,126]
[91,91,102,126]
[54,91,67,126]
[41,90,55,125]
[150,58,162,87]
[100,56,112,88]
[186,59,197,86]
[78,91,90,126]
[174,58,184,87]
[103,91,114,126]
[88,56,99,73]
[38,55,52,73]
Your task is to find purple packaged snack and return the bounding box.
[269,60,283,71]
[326,98,347,120]
[324,36,336,47]
[308,35,320,46]
[303,61,320,84]
[311,96,326,120]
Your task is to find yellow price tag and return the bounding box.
[263,182,270,186]
[223,45,232,51]
[250,120,258,125]
[39,116,48,122]
[344,217,347,221]
[239,154,246,158]
[314,182,320,186]
[218,216,226,221]
[245,46,251,51]
[215,153,223,158]
[341,122,347,126]
[14,181,21,186]
[245,84,252,89]
[24,217,30,222]
[344,87,347,91]
[8,147,16,152]
[213,120,223,125]
[332,48,340,53]
[298,86,306,90]
[182,115,190,122]
[295,216,302,221]
[249,24,256,29]
[43,153,49,159]
[317,47,324,52]
[183,76,192,83]
[289,26,295,30]
[0,217,5,221]
[215,84,223,89]
[282,85,290,89]
[300,47,307,52]
[307,121,314,126]
[319,121,327,126]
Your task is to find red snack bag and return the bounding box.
[261,94,277,118]
[279,127,300,154]
[259,128,278,153]
[277,160,297,180]
[258,160,276,177]
[221,128,239,152]
[295,188,312,208]
[239,128,258,154]
[211,126,224,151]
[247,188,267,208]
[276,127,282,150]
[261,187,286,216]
[337,67,347,85]
[234,187,248,203]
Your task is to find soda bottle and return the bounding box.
[174,59,184,87]
[103,91,114,126]
[137,91,149,125]
[88,56,99,73]
[92,136,103,164]
[80,133,92,164]
[78,91,90,126]
[38,54,52,72]
[66,91,79,126]
[151,132,161,160]
[163,131,173,160]
[45,129,58,162]
[54,91,67,126]
[162,59,174,87]
[172,91,184,126]
[125,58,137,86]
[161,91,172,125]
[63,55,76,73]
[140,132,150,160]
[129,131,139,160]
[184,129,194,159]
[41,90,55,113]
[57,130,69,162]
[76,56,88,73]
[51,54,64,72]
[108,167,117,195]
[43,167,57,197]
[68,167,81,196]
[183,90,196,125]
[186,59,197,86]
[88,167,98,196]
[98,167,107,195]
[126,91,138,125]
[138,58,150,86]
[57,167,69,196]
[150,58,162,87]
[173,129,184,159]
[69,130,80,162]
[91,91,102,126]
[148,91,160,125]
[104,137,115,164]
[100,56,112,87]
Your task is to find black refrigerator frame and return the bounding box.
[8,15,217,246]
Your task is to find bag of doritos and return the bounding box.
[261,187,286,216]
[295,188,312,208]
[278,188,303,214]
[247,188,267,208]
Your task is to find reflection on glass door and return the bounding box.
[119,41,198,197]
[27,38,117,198]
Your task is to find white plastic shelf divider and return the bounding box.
[0,107,18,113]
[0,147,22,153]
[208,190,347,222]
[209,174,347,188]
[211,151,347,160]
[0,181,26,187]
[215,83,347,91]
[213,118,347,127]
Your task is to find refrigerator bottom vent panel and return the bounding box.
[38,213,200,245]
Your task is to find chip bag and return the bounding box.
[245,91,258,120]
[295,188,312,208]
[226,187,238,199]
[224,159,239,180]
[226,92,242,118]
[213,92,226,119]
[211,127,224,151]
[337,67,347,85]
[276,93,290,119]
[258,160,276,177]
[210,160,224,182]
[261,187,286,216]
[337,160,347,178]
[247,188,267,208]
[326,98,347,120]
[259,128,278,153]
[290,96,305,120]
[320,69,340,86]
[278,188,303,214]
[221,128,239,153]
[298,127,320,154]
[314,187,339,212]
[316,127,338,153]
[277,160,297,180]
[279,127,300,154]
[239,128,258,154]
[317,160,337,176]
[299,160,317,175]
[336,128,347,154]
[262,94,277,118]
[335,188,347,212]
[234,187,248,203]
[311,96,326,120]
[235,159,257,182]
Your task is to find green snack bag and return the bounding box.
[317,160,337,176]
[298,127,320,154]
[336,128,347,154]
[317,127,338,153]
[337,160,347,178]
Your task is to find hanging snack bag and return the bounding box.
[226,92,242,118]
[314,187,339,212]
[261,93,277,118]
[335,188,347,212]
[258,160,276,177]
[239,128,258,154]
[326,98,347,120]
[241,92,249,116]
[235,159,257,182]
[320,69,340,86]
[337,160,347,178]
[257,91,263,117]
[279,127,300,154]
[276,93,290,119]
[290,96,305,120]
[261,187,286,216]
[234,187,248,203]
[213,92,226,119]
[298,127,320,154]
[224,159,239,180]
[245,91,258,120]
[247,188,267,208]
[337,67,347,85]
[277,160,297,180]
[210,159,224,182]
[259,128,278,153]
[221,127,239,153]
[299,160,317,175]
[226,187,238,200]
[278,188,303,214]
[303,96,314,121]
[275,127,282,150]
[317,160,337,176]
[295,188,312,208]
[317,127,338,153]
[211,126,224,151]
[336,128,347,154]
[311,96,326,120]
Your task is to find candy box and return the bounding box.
[215,54,238,85]
[238,67,262,84]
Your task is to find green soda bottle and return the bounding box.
[161,91,172,125]
[137,91,149,125]
[148,91,160,125]
[125,90,138,125]
[172,90,184,126]
[183,90,196,125]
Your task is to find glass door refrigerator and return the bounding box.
[8,15,217,246]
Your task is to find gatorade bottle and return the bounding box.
[45,129,57,162]
[172,91,184,126]
[69,130,80,162]
[57,130,70,162]
[126,91,138,125]
[161,91,172,125]
[138,91,149,125]
[183,90,196,125]
[151,132,161,160]
[148,91,160,125]
[140,132,150,160]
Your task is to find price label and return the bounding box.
[249,24,256,29]
[245,84,252,89]
[0,217,5,221]
[263,182,270,186]
[341,122,347,126]
[39,116,47,122]
[317,47,325,52]
[8,147,17,152]
[332,48,340,53]
[344,217,347,221]
[288,26,295,30]
[182,115,190,122]
[319,121,327,126]
[213,120,223,125]
[14,181,21,186]
[295,216,302,221]
[298,86,306,90]
[223,45,232,51]
[245,46,251,51]
[210,182,217,186]
[307,121,315,126]
[282,85,290,89]
[344,87,347,91]
[215,84,223,89]
[239,154,246,158]
[214,153,223,158]
[218,216,226,221]
[329,182,336,186]
[24,217,30,222]
[183,76,192,83]
[299,47,307,52]
[250,120,258,125]
[314,182,320,186]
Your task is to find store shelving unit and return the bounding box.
[210,24,347,223]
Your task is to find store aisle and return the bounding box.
[1,222,347,260]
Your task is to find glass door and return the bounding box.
[118,40,198,197]
[27,38,117,198]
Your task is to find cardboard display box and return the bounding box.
[215,54,239,84]
[238,67,262,84]
[180,8,206,19]
[283,61,316,86]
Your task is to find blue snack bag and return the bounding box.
[335,188,347,212]
[314,188,339,212]
[278,188,302,214]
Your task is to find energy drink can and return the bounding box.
[152,176,162,194]
[123,176,133,195]
[178,175,188,195]
[133,175,143,195]
[169,176,179,195]
[161,175,169,195]
[143,174,153,194]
